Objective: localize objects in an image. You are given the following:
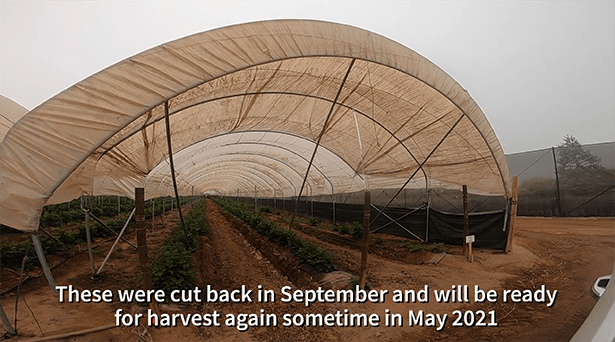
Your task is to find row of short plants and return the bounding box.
[38,197,134,228]
[0,214,134,270]
[150,199,209,295]
[256,206,364,240]
[213,197,335,272]
[37,195,188,228]
[213,198,334,273]
[0,196,195,271]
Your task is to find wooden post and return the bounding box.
[505,177,519,253]
[162,197,166,227]
[135,188,158,314]
[85,196,95,274]
[467,236,474,263]
[359,191,371,289]
[151,199,155,232]
[117,196,120,214]
[332,196,336,225]
[425,189,431,242]
[462,185,469,258]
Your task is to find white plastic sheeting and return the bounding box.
[0,95,28,143]
[0,20,511,232]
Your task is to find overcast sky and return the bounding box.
[1,1,613,153]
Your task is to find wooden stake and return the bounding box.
[85,196,95,274]
[505,177,519,253]
[462,185,469,258]
[135,188,159,315]
[359,191,371,289]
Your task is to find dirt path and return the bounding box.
[163,199,341,342]
[1,203,612,342]
[254,213,614,342]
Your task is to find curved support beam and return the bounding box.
[185,162,290,196]
[97,90,429,188]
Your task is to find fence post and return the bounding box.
[552,147,563,217]
[505,177,519,253]
[135,188,159,315]
[85,195,95,274]
[462,185,469,258]
[359,191,371,289]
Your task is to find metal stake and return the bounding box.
[31,234,57,293]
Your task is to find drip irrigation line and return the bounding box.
[22,296,44,336]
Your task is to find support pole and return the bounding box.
[164,101,187,239]
[31,235,57,293]
[254,185,257,211]
[552,147,563,217]
[162,197,166,227]
[333,196,336,225]
[135,188,158,314]
[84,210,137,249]
[505,177,519,253]
[0,298,17,336]
[425,189,431,242]
[117,196,120,215]
[310,187,314,218]
[289,58,356,230]
[462,185,469,258]
[370,204,425,241]
[85,196,95,274]
[96,208,136,274]
[359,191,371,289]
[151,199,155,232]
[371,114,466,225]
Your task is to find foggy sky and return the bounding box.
[1,1,613,153]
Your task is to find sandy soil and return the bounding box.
[0,203,613,342]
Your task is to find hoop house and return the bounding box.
[0,19,511,232]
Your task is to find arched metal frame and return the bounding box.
[0,20,511,232]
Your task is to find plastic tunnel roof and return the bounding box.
[0,19,511,232]
[0,95,28,143]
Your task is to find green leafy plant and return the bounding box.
[429,243,444,253]
[348,275,371,290]
[212,197,334,272]
[150,199,208,295]
[408,244,422,253]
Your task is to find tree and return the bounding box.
[556,134,602,172]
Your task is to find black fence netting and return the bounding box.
[234,196,509,250]
[222,142,614,250]
[507,141,614,216]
